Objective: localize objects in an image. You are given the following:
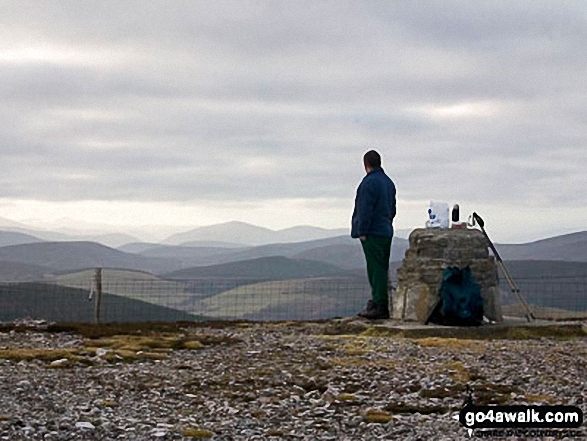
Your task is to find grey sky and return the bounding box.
[0,1,585,242]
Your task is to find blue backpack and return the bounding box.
[429,266,484,326]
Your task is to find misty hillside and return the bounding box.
[0,230,44,247]
[163,221,348,246]
[292,244,364,270]
[0,223,585,285]
[131,235,409,270]
[73,233,142,248]
[229,235,356,258]
[497,260,587,279]
[168,240,246,249]
[0,242,181,275]
[131,244,241,266]
[118,241,246,254]
[0,226,72,242]
[0,260,54,282]
[495,231,587,262]
[271,225,349,244]
[0,216,144,248]
[221,235,409,265]
[293,238,409,269]
[128,236,356,269]
[117,242,164,254]
[165,256,356,280]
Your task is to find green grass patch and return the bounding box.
[364,409,393,424]
[182,427,214,438]
[82,334,204,352]
[46,322,197,339]
[358,323,587,341]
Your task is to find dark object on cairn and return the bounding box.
[452,204,460,222]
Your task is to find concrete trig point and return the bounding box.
[392,228,503,323]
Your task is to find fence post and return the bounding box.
[94,268,102,324]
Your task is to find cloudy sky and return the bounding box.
[0,1,585,242]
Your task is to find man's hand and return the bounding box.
[359,235,367,241]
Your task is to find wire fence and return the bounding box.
[499,275,587,321]
[0,276,372,323]
[0,272,585,323]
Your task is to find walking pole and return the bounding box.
[94,268,103,324]
[472,213,535,322]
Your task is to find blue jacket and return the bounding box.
[351,167,396,238]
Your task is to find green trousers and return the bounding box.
[360,235,392,307]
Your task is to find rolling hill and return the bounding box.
[164,256,356,280]
[292,244,365,270]
[118,242,245,255]
[495,231,587,262]
[0,242,181,275]
[126,229,587,275]
[0,260,55,282]
[292,238,409,269]
[133,235,409,270]
[0,282,197,323]
[0,230,44,247]
[0,218,141,248]
[498,260,587,279]
[53,268,199,311]
[75,233,142,248]
[129,244,242,268]
[117,242,164,254]
[189,278,371,321]
[183,259,586,321]
[0,225,73,242]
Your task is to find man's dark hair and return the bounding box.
[363,150,381,169]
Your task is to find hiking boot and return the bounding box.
[361,302,390,320]
[357,300,376,318]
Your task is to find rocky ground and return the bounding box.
[0,319,585,440]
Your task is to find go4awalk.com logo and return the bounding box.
[453,389,584,438]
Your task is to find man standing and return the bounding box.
[351,150,396,320]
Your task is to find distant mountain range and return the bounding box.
[0,219,584,283]
[122,235,408,271]
[0,217,584,322]
[0,219,352,248]
[163,221,349,246]
[0,242,180,276]
[0,220,139,248]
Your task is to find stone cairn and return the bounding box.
[392,228,503,322]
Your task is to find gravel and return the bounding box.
[0,320,585,440]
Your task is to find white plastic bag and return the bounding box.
[426,201,450,228]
